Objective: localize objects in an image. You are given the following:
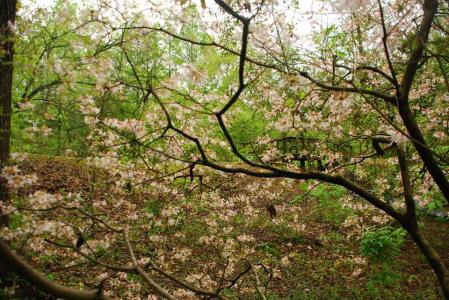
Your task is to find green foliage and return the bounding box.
[39,254,58,265]
[8,212,24,230]
[227,106,266,158]
[367,266,403,298]
[93,246,109,258]
[292,183,346,204]
[257,242,282,257]
[290,194,305,204]
[427,198,444,213]
[146,200,161,217]
[183,218,208,238]
[360,226,406,261]
[425,191,446,215]
[307,185,352,225]
[267,221,305,245]
[310,184,346,200]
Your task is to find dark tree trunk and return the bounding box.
[406,226,449,299]
[397,0,449,204]
[0,0,17,227]
[398,101,449,203]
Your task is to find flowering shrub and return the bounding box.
[0,0,449,298]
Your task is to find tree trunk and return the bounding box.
[398,101,449,204]
[0,0,17,227]
[406,226,449,299]
[396,0,449,204]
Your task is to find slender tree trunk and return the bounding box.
[406,226,449,299]
[398,102,449,204]
[397,0,449,204]
[0,0,17,227]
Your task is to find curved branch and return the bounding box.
[123,231,175,300]
[214,0,249,23]
[149,262,229,300]
[0,240,110,300]
[298,70,396,104]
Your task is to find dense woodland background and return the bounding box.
[1,0,449,299]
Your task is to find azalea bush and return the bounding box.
[1,0,449,299]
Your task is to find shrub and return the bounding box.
[360,226,406,261]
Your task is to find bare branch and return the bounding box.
[376,0,399,89]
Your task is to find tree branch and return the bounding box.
[0,240,110,300]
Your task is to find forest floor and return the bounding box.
[3,155,449,299]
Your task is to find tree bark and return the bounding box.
[406,227,449,299]
[0,0,16,227]
[398,0,449,204]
